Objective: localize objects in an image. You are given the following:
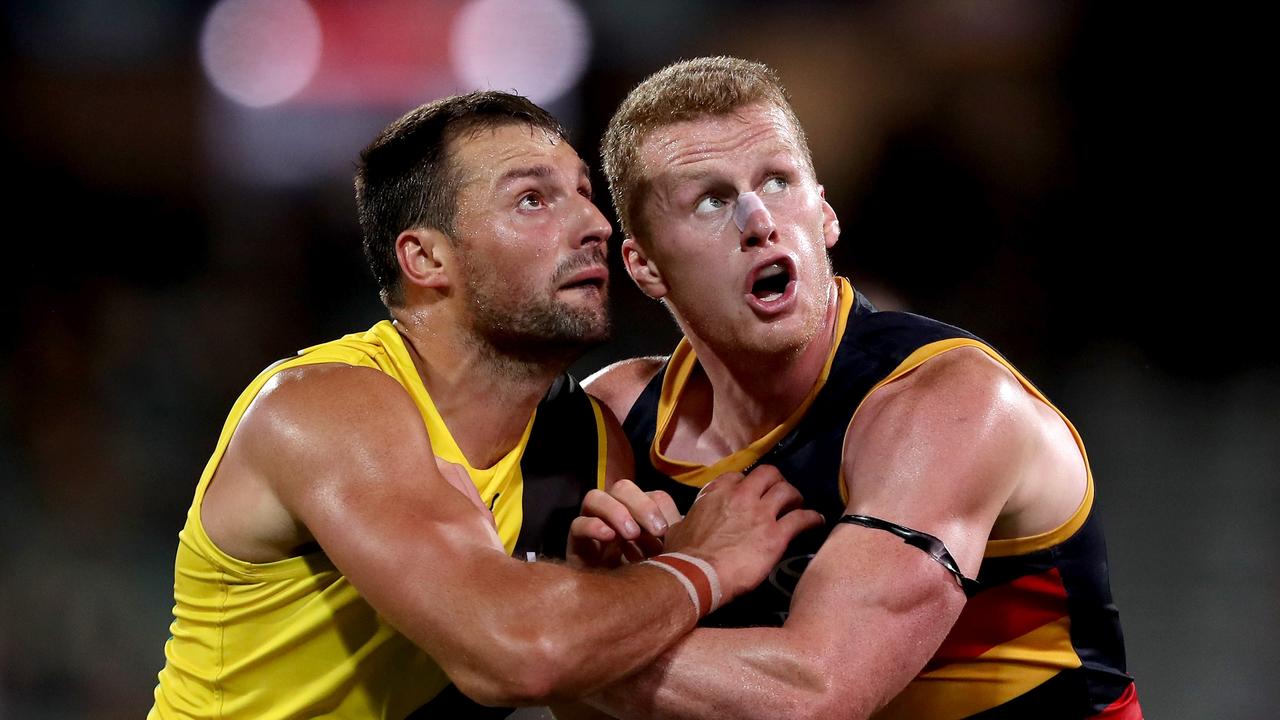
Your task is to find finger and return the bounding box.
[761,478,805,517]
[776,508,826,540]
[739,464,785,497]
[608,479,669,536]
[648,491,683,526]
[566,519,603,569]
[566,536,603,569]
[635,532,665,558]
[695,471,742,502]
[581,489,642,540]
[570,515,617,543]
[621,541,648,564]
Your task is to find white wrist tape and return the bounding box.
[642,552,723,618]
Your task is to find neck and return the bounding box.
[682,282,840,455]
[393,306,568,469]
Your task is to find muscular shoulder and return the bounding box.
[205,363,428,561]
[583,356,666,422]
[855,346,1031,439]
[237,363,427,488]
[845,347,1040,518]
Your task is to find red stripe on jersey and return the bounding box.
[926,567,1069,670]
[1094,682,1142,719]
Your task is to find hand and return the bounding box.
[663,465,824,603]
[567,479,681,569]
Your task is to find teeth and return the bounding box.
[757,262,785,280]
[760,291,782,301]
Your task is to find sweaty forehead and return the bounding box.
[637,104,803,182]
[452,124,584,186]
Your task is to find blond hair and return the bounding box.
[601,56,813,239]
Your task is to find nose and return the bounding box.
[735,192,777,249]
[572,194,613,250]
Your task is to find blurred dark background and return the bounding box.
[1,1,1273,718]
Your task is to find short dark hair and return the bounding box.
[602,56,813,241]
[355,91,568,307]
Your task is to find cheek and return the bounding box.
[492,219,557,266]
[782,190,822,220]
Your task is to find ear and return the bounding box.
[622,236,668,299]
[818,185,840,249]
[396,227,453,292]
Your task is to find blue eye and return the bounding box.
[519,193,544,209]
[695,196,725,214]
[761,176,788,194]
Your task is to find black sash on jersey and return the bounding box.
[411,373,600,719]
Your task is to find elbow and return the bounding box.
[804,673,881,720]
[783,686,862,720]
[762,656,875,720]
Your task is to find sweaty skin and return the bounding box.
[194,122,823,709]
[573,103,1087,719]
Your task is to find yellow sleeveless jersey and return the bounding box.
[150,320,608,719]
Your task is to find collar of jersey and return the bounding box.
[372,320,535,482]
[650,277,855,487]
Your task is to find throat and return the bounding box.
[665,284,843,463]
[663,359,812,465]
[398,322,553,469]
[432,386,540,469]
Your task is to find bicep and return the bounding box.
[838,348,1031,576]
[242,366,513,647]
[779,351,1036,709]
[780,523,969,715]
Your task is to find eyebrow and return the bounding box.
[496,162,591,188]
[663,151,800,190]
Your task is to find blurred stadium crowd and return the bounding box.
[0,2,1272,718]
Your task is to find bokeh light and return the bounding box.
[200,0,323,108]
[450,0,591,105]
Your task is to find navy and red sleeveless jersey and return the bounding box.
[621,278,1140,719]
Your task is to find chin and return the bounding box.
[745,305,827,357]
[551,305,611,346]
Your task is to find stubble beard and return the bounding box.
[461,252,611,373]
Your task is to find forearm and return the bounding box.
[585,527,973,720]
[588,626,851,720]
[423,553,700,706]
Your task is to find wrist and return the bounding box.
[642,552,723,620]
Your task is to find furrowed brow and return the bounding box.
[497,164,555,187]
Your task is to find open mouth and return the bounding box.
[558,266,608,292]
[750,262,792,302]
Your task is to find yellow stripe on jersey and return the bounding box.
[367,320,533,554]
[589,396,610,491]
[877,616,1082,720]
[835,337,1096,557]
